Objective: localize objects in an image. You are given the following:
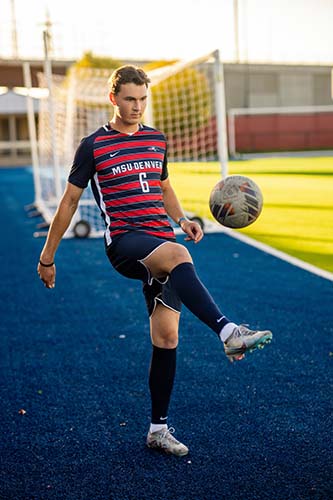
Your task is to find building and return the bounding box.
[224,62,333,154]
[0,58,73,166]
[0,58,332,165]
[0,88,39,165]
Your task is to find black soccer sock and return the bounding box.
[169,262,230,335]
[149,345,177,425]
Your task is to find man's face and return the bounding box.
[110,83,148,125]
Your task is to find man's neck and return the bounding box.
[109,120,139,135]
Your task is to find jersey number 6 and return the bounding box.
[139,172,150,193]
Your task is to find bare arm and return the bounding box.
[37,182,84,288]
[161,177,203,243]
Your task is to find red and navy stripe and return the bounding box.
[68,124,175,242]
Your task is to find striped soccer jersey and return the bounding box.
[68,123,176,245]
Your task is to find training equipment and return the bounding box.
[209,175,263,228]
[223,324,273,363]
[32,51,228,237]
[146,427,189,456]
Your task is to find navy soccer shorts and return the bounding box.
[105,231,182,317]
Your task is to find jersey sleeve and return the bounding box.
[161,144,169,181]
[68,136,95,188]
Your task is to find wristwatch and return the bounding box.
[177,217,187,226]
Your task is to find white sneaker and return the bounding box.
[224,324,272,362]
[146,427,189,456]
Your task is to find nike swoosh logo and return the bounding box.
[110,151,119,157]
[160,416,168,420]
[217,316,226,323]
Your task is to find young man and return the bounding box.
[37,65,272,457]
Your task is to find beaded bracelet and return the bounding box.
[39,260,54,267]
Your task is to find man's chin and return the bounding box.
[128,116,141,123]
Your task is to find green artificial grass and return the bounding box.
[169,157,333,273]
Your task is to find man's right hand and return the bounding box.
[37,262,56,289]
[35,182,84,290]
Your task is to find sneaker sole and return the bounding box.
[147,442,189,457]
[225,332,273,357]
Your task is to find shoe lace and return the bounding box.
[235,324,252,338]
[161,426,179,444]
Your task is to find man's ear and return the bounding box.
[109,92,116,105]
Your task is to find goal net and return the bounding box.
[34,51,227,237]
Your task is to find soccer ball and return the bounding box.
[209,175,263,228]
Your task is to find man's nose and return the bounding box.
[133,100,141,110]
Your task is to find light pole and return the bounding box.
[10,0,19,58]
[234,0,240,62]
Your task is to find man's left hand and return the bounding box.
[180,219,204,243]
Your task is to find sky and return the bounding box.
[1,0,333,65]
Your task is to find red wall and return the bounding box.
[233,112,333,153]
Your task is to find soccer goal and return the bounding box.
[32,50,228,237]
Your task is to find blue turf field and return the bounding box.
[1,168,332,500]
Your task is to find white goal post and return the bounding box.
[32,50,228,237]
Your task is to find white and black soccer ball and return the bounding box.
[209,175,263,228]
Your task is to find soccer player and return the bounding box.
[37,65,272,457]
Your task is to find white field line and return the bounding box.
[175,219,333,283]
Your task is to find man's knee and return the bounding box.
[166,243,192,272]
[153,330,179,349]
[171,242,191,260]
[150,303,179,349]
[144,241,192,276]
[151,314,179,349]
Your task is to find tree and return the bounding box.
[72,51,122,71]
[144,60,212,151]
